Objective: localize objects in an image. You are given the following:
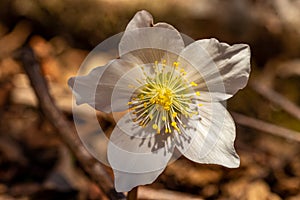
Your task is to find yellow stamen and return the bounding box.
[129,59,203,134]
[171,121,177,127]
[152,124,158,130]
[150,88,173,111]
[190,81,198,87]
[173,61,179,68]
[172,112,177,118]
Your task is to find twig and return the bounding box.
[127,187,138,200]
[231,112,300,142]
[250,81,300,121]
[138,186,203,200]
[16,47,125,200]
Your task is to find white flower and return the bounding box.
[68,10,251,192]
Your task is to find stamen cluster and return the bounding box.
[128,61,200,134]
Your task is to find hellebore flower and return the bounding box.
[68,10,251,192]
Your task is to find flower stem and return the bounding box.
[127,187,138,200]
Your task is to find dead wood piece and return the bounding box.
[232,112,300,143]
[250,81,300,121]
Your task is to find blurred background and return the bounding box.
[0,0,300,199]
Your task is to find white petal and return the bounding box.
[113,168,164,192]
[68,66,110,111]
[111,60,195,113]
[69,59,143,113]
[120,11,184,62]
[112,112,157,138]
[176,102,240,168]
[178,38,250,101]
[100,60,145,113]
[119,28,184,63]
[125,10,154,31]
[108,113,175,174]
[125,11,181,31]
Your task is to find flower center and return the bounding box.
[150,87,173,110]
[127,60,201,134]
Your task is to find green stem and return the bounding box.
[127,187,138,200]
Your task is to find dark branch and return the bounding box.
[15,47,125,200]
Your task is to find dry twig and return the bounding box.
[250,81,300,121]
[16,47,125,200]
[232,112,300,142]
[127,187,138,200]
